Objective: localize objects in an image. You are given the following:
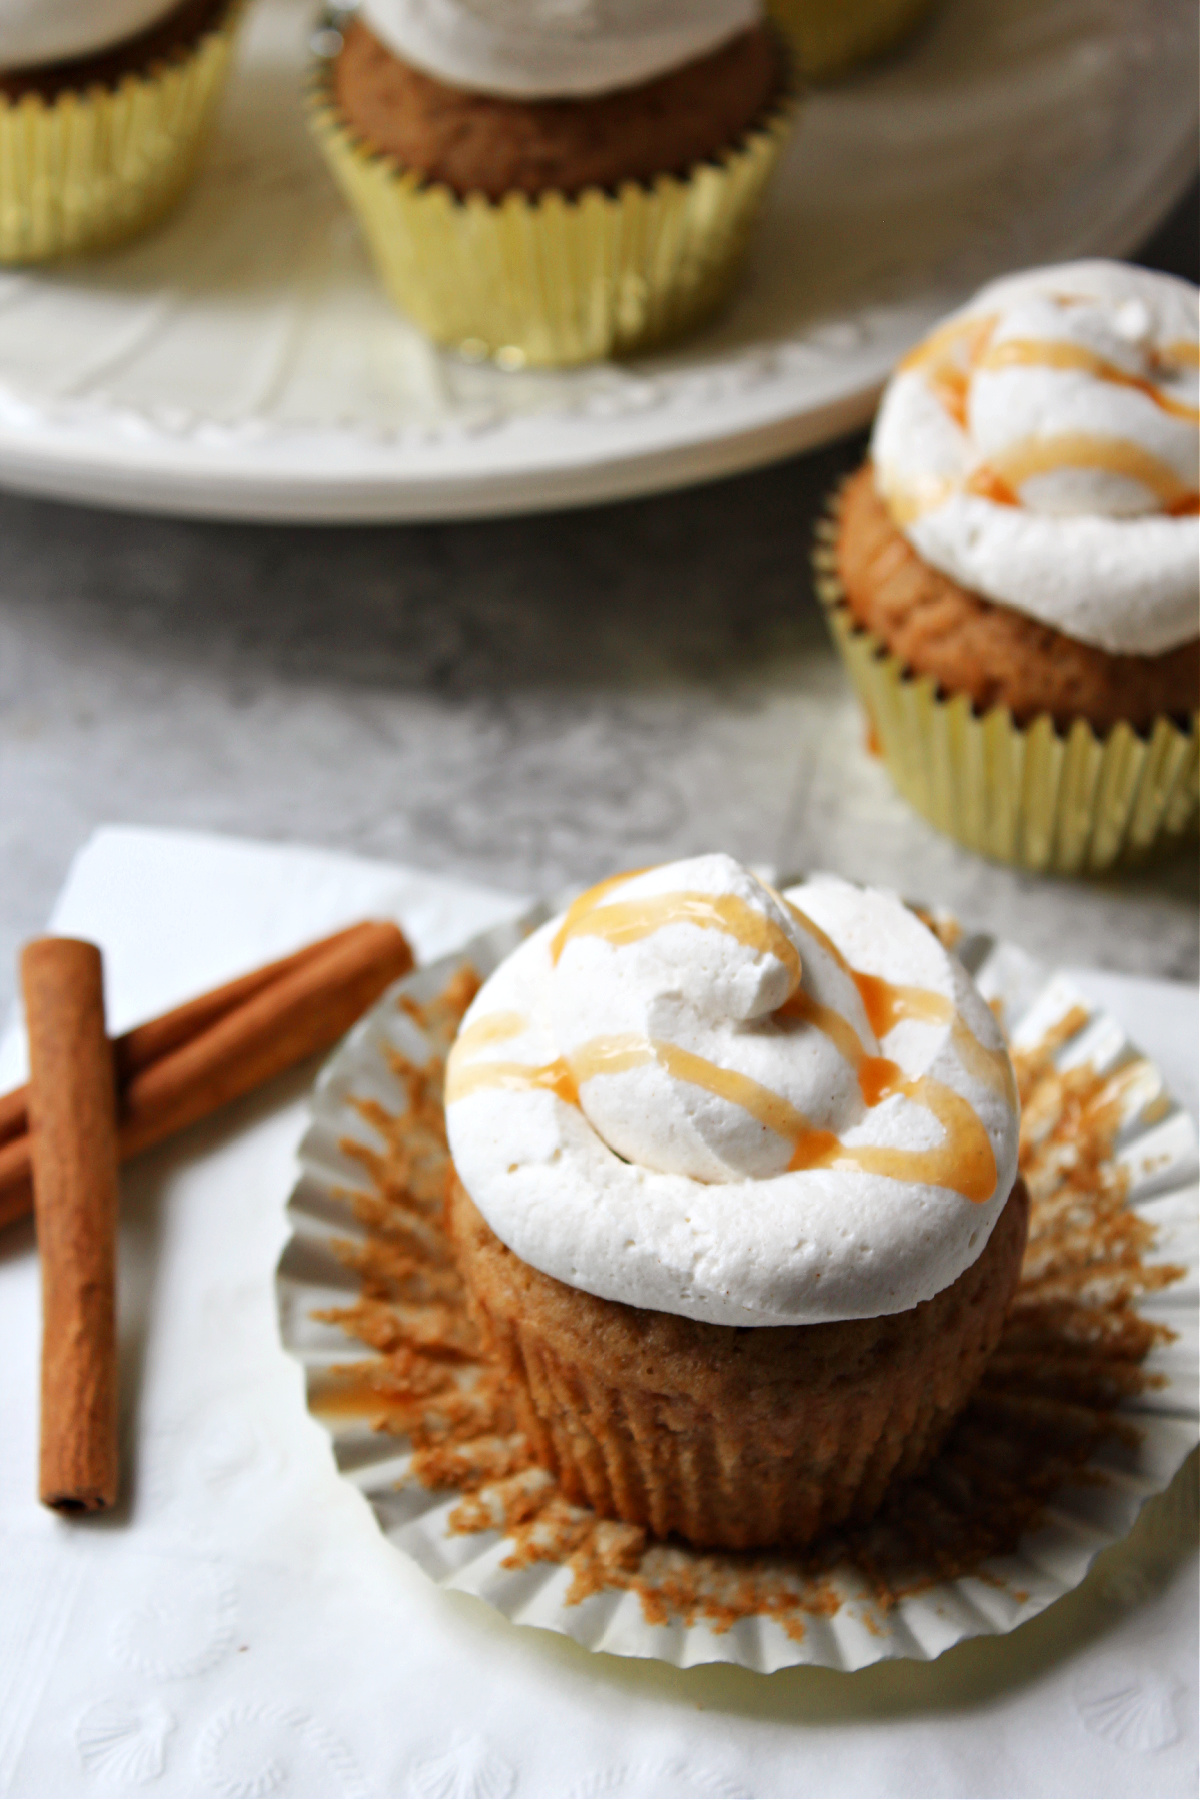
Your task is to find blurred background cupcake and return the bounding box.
[816,260,1199,875]
[309,0,796,368]
[766,0,937,80]
[0,0,243,263]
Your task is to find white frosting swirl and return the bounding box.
[358,0,759,98]
[871,261,1200,656]
[446,855,1019,1327]
[0,0,177,68]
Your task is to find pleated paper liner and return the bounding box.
[0,0,242,264]
[306,21,798,370]
[765,0,937,80]
[276,905,1199,1674]
[813,492,1200,876]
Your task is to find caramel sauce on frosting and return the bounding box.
[449,1008,999,1205]
[446,858,1021,1328]
[871,262,1200,653]
[551,884,803,989]
[451,873,1004,1204]
[978,336,1200,425]
[982,431,1197,512]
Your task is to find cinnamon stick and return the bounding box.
[0,919,413,1230]
[22,938,121,1513]
[0,1080,24,1149]
[2,920,375,1156]
[119,919,413,1154]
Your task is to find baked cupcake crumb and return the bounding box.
[835,464,1199,733]
[0,0,229,100]
[333,17,784,201]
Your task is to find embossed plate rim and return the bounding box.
[0,0,1195,520]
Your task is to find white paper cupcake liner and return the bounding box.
[276,906,1199,1673]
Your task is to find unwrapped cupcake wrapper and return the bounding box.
[306,41,797,369]
[765,0,936,80]
[0,0,241,264]
[813,494,1200,875]
[278,910,1200,1673]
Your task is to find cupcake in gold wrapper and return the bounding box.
[0,0,242,265]
[766,0,936,80]
[444,856,1026,1551]
[308,2,796,369]
[817,261,1199,875]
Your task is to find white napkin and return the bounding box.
[0,826,1195,1800]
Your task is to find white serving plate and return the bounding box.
[0,0,1195,522]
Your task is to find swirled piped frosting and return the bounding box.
[0,0,177,67]
[445,855,1019,1327]
[871,262,1200,655]
[358,0,759,98]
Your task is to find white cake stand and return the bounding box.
[0,0,1194,521]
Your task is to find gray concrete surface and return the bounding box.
[1,189,1196,1010]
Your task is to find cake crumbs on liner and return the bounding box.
[313,972,1184,1640]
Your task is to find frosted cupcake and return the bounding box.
[309,0,795,367]
[767,0,935,80]
[819,261,1199,873]
[445,855,1024,1550]
[0,0,242,263]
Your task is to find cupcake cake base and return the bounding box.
[0,0,242,264]
[815,483,1200,875]
[308,18,796,368]
[449,1174,1029,1551]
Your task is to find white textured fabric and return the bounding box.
[358,0,758,97]
[0,828,1196,1798]
[447,856,1019,1325]
[871,261,1200,654]
[0,0,178,67]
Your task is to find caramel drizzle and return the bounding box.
[898,312,999,428]
[548,869,650,963]
[449,889,1009,1202]
[782,898,1011,1106]
[550,886,803,990]
[446,1011,578,1106]
[446,1055,579,1109]
[452,1012,528,1057]
[471,1031,996,1203]
[980,431,1198,512]
[883,479,955,526]
[978,337,1200,424]
[893,313,1200,519]
[780,903,1010,1099]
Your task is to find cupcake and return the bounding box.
[309,0,795,368]
[818,261,1199,873]
[0,0,241,263]
[766,0,936,81]
[445,854,1024,1550]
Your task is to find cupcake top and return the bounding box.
[871,261,1199,656]
[358,0,760,97]
[445,855,1019,1327]
[0,0,177,67]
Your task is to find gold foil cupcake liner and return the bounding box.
[0,0,241,265]
[306,38,797,369]
[765,0,936,80]
[813,491,1200,875]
